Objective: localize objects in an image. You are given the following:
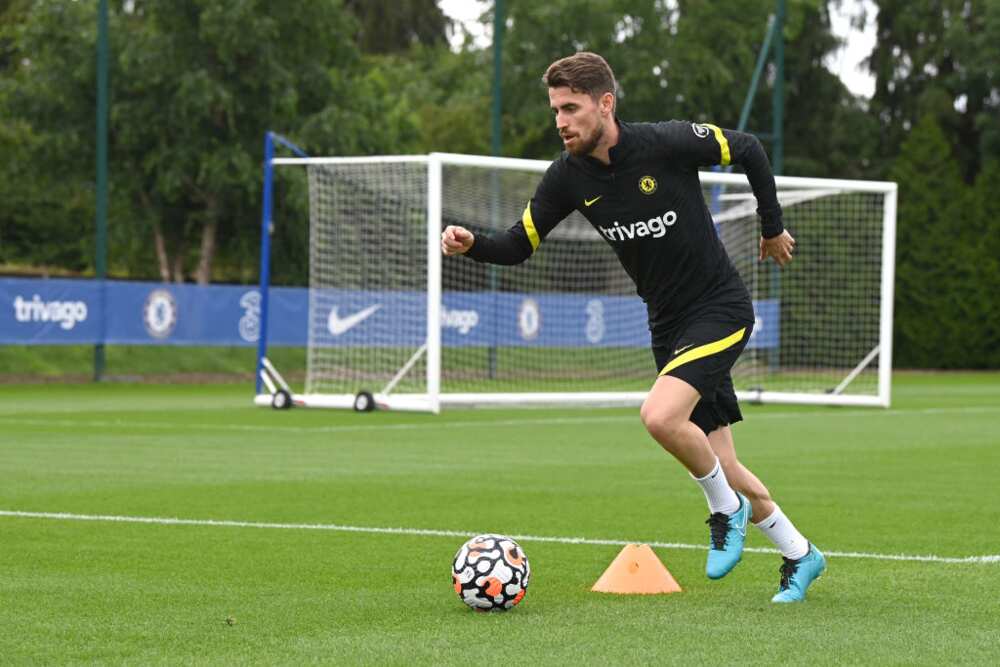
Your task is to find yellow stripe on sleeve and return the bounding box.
[705,123,731,166]
[522,201,540,251]
[658,327,746,376]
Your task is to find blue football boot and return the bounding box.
[772,544,826,602]
[705,493,750,579]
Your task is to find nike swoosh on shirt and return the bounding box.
[674,343,694,355]
[584,196,602,207]
[328,304,381,335]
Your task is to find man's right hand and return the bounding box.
[441,225,475,256]
[759,230,795,267]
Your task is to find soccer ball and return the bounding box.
[451,534,530,611]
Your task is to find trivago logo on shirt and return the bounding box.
[597,210,677,242]
[12,294,89,330]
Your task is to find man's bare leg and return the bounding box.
[706,425,825,601]
[640,375,720,477]
[706,426,775,523]
[640,375,749,579]
[707,426,806,556]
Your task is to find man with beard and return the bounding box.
[441,51,825,602]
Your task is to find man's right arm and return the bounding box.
[440,161,573,265]
[441,216,536,266]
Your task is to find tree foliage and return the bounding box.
[866,0,1000,367]
[868,0,1000,182]
[110,0,365,284]
[891,115,957,366]
[343,0,450,54]
[0,0,97,274]
[970,159,1000,367]
[0,0,997,367]
[0,0,436,283]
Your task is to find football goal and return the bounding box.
[254,142,896,412]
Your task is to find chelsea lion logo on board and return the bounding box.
[518,298,540,340]
[143,289,178,339]
[639,175,657,195]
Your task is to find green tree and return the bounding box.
[109,0,361,283]
[868,0,1000,182]
[890,115,991,368]
[0,0,98,273]
[0,0,453,283]
[861,1,1000,367]
[343,0,450,54]
[406,45,492,155]
[970,159,1000,366]
[778,2,880,178]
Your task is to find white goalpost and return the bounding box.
[254,149,897,412]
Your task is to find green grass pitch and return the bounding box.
[1,373,999,664]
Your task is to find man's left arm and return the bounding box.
[655,121,795,266]
[724,129,796,267]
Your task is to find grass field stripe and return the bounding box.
[0,415,640,433]
[2,510,997,565]
[1,405,998,435]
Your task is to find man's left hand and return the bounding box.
[759,230,795,267]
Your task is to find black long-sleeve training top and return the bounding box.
[464,119,783,339]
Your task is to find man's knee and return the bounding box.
[640,399,689,445]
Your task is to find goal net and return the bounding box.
[255,152,896,412]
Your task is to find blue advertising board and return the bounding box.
[1,278,104,344]
[0,278,779,350]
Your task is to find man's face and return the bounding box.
[548,86,607,157]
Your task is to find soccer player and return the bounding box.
[441,52,825,602]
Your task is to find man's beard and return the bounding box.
[565,122,604,157]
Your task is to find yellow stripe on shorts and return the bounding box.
[658,327,747,377]
[705,123,731,166]
[522,201,540,251]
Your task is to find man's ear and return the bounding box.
[601,91,615,116]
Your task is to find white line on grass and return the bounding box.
[2,405,999,435]
[2,509,997,565]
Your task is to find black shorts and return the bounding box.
[651,307,754,436]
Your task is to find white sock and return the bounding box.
[691,458,740,515]
[754,505,809,560]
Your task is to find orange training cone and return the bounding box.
[591,543,682,594]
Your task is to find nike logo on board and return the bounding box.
[328,304,381,335]
[584,196,602,207]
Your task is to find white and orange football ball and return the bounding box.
[451,534,530,611]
